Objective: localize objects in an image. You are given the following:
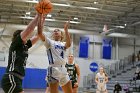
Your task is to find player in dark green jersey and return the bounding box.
[65,54,80,93]
[1,13,43,93]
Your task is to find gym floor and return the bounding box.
[0,88,93,93]
[2,88,140,93]
[0,88,129,93]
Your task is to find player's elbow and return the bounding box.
[68,40,72,47]
[77,73,80,77]
[67,43,71,48]
[65,43,71,49]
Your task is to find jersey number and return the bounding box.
[100,80,103,83]
[60,51,64,58]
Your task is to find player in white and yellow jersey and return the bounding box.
[95,67,108,93]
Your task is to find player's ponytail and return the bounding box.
[103,69,108,77]
[12,30,22,42]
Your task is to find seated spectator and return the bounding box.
[113,81,122,93]
[135,66,140,80]
[123,84,130,93]
[135,66,140,92]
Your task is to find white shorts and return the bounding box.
[97,83,107,92]
[46,66,70,86]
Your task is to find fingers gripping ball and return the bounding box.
[35,0,53,14]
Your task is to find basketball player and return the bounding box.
[38,15,72,93]
[95,67,108,93]
[65,54,80,93]
[1,13,43,93]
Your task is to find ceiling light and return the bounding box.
[20,16,33,19]
[69,21,80,24]
[53,3,70,7]
[26,12,30,15]
[108,33,127,37]
[83,7,99,10]
[114,26,125,28]
[94,2,98,4]
[20,16,55,22]
[74,17,78,20]
[45,18,55,21]
[47,14,52,18]
[107,33,138,38]
[26,0,38,3]
[124,24,127,26]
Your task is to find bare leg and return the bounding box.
[19,91,24,93]
[103,90,108,93]
[96,90,100,93]
[46,87,50,93]
[72,87,78,93]
[62,81,72,93]
[49,82,59,93]
[72,82,79,93]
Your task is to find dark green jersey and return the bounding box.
[6,35,32,76]
[65,63,77,81]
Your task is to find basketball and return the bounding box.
[35,0,52,14]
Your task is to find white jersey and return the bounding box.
[96,73,106,84]
[96,73,107,91]
[44,34,66,66]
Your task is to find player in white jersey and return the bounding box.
[38,15,72,93]
[95,67,108,93]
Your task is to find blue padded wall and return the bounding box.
[0,67,47,89]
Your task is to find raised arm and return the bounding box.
[20,14,39,44]
[64,20,71,49]
[38,14,45,41]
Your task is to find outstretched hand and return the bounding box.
[64,18,71,31]
[38,13,46,27]
[37,13,46,41]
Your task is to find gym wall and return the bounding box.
[0,29,140,88]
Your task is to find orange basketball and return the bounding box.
[35,0,53,14]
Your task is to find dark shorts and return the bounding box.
[46,82,49,87]
[1,74,23,93]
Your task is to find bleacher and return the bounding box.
[107,61,140,92]
[82,54,140,93]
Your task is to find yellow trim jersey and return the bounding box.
[96,73,106,84]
